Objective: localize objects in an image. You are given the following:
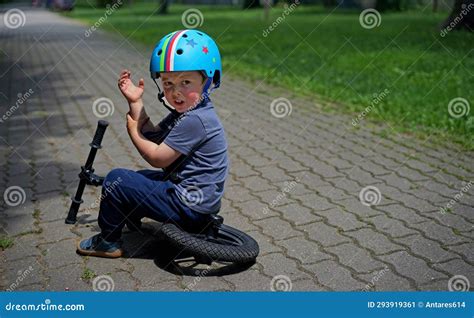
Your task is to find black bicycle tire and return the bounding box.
[160,223,259,264]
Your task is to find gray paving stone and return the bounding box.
[251,189,295,209]
[407,221,471,245]
[181,276,233,291]
[356,268,412,291]
[337,198,384,218]
[236,199,280,220]
[378,251,448,286]
[219,210,259,232]
[40,220,77,243]
[326,243,385,274]
[377,204,429,224]
[274,179,314,196]
[299,222,351,247]
[306,260,368,291]
[368,214,418,238]
[315,186,352,202]
[140,279,181,291]
[273,203,323,226]
[344,167,381,185]
[222,270,276,291]
[278,237,333,265]
[241,154,276,168]
[425,211,473,232]
[291,193,334,212]
[2,204,36,236]
[314,207,366,232]
[258,253,313,282]
[259,165,293,182]
[3,256,44,291]
[223,185,256,203]
[1,234,41,262]
[240,175,277,192]
[393,235,458,264]
[344,228,405,255]
[245,230,283,255]
[431,258,474,281]
[445,242,474,263]
[105,270,138,291]
[329,177,366,194]
[41,239,80,269]
[254,217,302,241]
[45,263,90,291]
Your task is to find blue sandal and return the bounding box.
[77,234,123,258]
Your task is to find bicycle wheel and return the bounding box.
[160,223,259,264]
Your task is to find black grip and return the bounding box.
[91,120,109,147]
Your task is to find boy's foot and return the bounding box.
[76,234,123,258]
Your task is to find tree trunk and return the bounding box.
[242,0,261,9]
[157,0,169,15]
[263,0,271,21]
[441,0,474,31]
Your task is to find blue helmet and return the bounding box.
[150,29,222,89]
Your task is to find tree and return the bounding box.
[242,0,261,9]
[157,0,169,14]
[441,0,474,31]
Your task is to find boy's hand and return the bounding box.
[118,69,144,104]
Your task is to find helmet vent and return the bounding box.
[157,49,162,56]
[182,34,188,38]
[177,49,183,55]
[197,32,203,36]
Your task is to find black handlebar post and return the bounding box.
[65,120,109,224]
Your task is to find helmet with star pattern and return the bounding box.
[150,29,222,89]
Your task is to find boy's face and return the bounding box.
[160,71,206,113]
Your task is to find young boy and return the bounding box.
[77,29,229,258]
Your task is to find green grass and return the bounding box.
[64,2,473,148]
[81,268,97,281]
[0,235,14,250]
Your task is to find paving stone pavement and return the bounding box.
[0,8,473,292]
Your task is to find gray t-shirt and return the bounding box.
[162,98,229,214]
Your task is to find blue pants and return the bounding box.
[97,168,210,242]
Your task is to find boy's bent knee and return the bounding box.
[104,168,129,185]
